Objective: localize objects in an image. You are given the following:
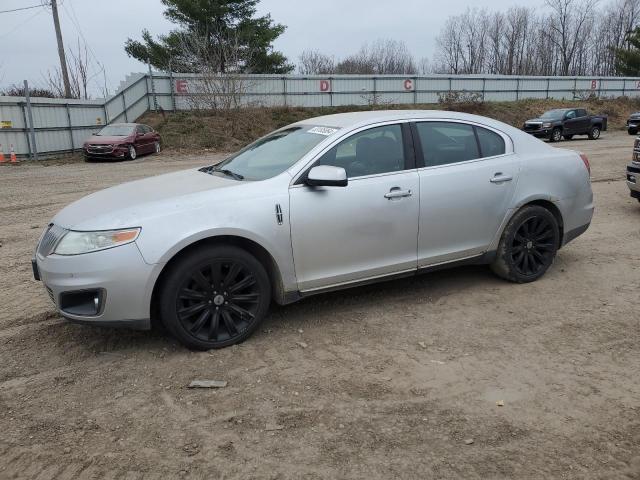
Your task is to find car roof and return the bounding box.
[292,109,517,132]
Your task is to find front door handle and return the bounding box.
[490,173,513,184]
[385,188,413,199]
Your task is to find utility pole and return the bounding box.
[51,0,71,98]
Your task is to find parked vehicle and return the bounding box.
[33,111,594,350]
[626,112,640,135]
[627,138,640,202]
[83,123,161,161]
[523,108,607,142]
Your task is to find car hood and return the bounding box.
[53,169,238,230]
[526,118,558,123]
[86,135,132,144]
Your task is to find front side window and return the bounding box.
[212,126,332,181]
[317,124,405,178]
[416,122,480,167]
[565,110,577,119]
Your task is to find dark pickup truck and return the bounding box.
[625,112,640,135]
[523,108,607,142]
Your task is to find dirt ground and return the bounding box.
[0,131,639,479]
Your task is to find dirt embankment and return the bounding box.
[139,97,640,152]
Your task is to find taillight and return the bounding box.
[579,153,591,176]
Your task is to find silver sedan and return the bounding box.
[33,111,594,349]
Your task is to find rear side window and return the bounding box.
[476,127,506,158]
[415,122,479,167]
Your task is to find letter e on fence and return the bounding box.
[176,80,188,94]
[404,79,414,91]
[320,80,331,92]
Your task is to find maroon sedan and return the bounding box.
[83,123,161,161]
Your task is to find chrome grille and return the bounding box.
[87,144,114,154]
[37,224,67,257]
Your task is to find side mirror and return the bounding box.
[136,131,144,137]
[306,165,348,187]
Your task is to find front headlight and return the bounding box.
[53,228,141,255]
[542,122,552,128]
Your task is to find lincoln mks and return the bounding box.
[33,111,594,349]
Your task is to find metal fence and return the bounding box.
[2,73,640,158]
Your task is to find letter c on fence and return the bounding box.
[320,80,331,92]
[176,80,188,94]
[404,79,414,91]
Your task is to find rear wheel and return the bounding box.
[128,145,137,160]
[158,245,271,350]
[588,125,601,140]
[550,128,563,143]
[154,141,161,154]
[491,206,560,283]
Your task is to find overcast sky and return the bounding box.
[0,0,518,96]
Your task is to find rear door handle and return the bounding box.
[385,188,412,199]
[490,173,513,184]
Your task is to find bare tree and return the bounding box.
[298,50,335,74]
[544,0,599,75]
[44,39,96,99]
[335,39,417,74]
[177,29,255,111]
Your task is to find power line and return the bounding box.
[0,7,45,39]
[0,3,46,14]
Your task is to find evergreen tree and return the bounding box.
[124,0,293,74]
[614,27,640,76]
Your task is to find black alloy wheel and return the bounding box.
[491,205,560,283]
[509,215,556,277]
[159,245,270,350]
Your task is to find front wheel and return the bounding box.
[158,245,271,350]
[128,145,137,160]
[491,206,560,283]
[549,128,563,143]
[588,126,601,140]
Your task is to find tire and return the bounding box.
[588,125,601,140]
[491,205,560,284]
[628,129,637,136]
[154,141,161,154]
[549,128,563,143]
[158,245,271,350]
[563,134,574,140]
[128,145,137,160]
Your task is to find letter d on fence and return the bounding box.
[320,80,331,92]
[176,80,188,94]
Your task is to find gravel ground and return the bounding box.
[0,132,639,479]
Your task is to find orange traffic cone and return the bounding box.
[0,144,5,163]
[9,145,17,163]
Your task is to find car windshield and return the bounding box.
[96,125,134,136]
[206,126,335,181]
[540,109,567,119]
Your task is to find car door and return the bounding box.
[413,121,521,266]
[563,110,579,135]
[289,123,420,292]
[134,125,148,152]
[575,109,590,133]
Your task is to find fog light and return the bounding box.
[59,289,105,316]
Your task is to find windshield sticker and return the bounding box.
[308,126,338,136]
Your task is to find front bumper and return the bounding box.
[524,129,552,138]
[627,163,640,196]
[83,146,128,159]
[34,242,155,330]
